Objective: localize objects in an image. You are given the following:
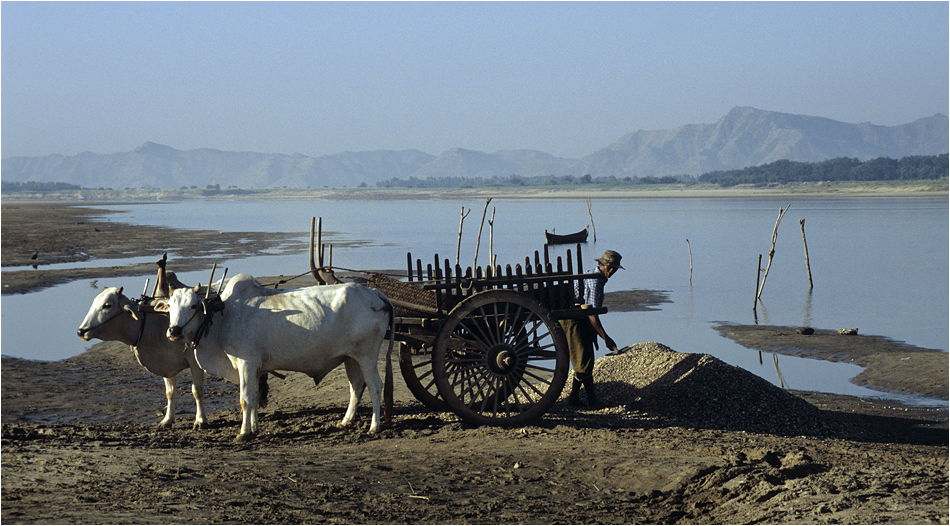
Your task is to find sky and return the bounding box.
[2,1,948,160]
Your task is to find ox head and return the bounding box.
[77,287,139,342]
[161,285,206,343]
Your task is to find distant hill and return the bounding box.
[2,107,946,188]
[570,107,949,179]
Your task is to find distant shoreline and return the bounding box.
[1,180,947,201]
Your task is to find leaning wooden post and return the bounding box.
[473,198,492,268]
[686,238,693,283]
[586,198,597,242]
[756,204,789,300]
[799,218,814,289]
[754,254,762,311]
[456,206,470,265]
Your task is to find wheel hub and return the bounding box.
[488,344,518,375]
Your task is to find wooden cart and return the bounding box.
[360,243,606,427]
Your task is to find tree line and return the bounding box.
[375,154,947,189]
[1,181,82,192]
[697,154,948,187]
[3,154,946,192]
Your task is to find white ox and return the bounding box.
[77,287,207,429]
[162,273,394,441]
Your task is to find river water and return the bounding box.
[3,196,947,406]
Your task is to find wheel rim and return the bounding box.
[398,344,449,412]
[433,290,569,426]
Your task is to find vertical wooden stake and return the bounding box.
[456,206,470,265]
[686,238,693,283]
[205,263,217,300]
[487,206,496,276]
[474,198,492,268]
[586,198,597,242]
[799,218,814,289]
[310,217,326,285]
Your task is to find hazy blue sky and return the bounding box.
[2,2,947,160]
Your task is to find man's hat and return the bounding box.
[596,250,624,270]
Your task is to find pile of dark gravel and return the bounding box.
[592,343,846,437]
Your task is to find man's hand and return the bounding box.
[605,336,618,354]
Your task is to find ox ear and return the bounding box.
[118,286,123,296]
[123,304,140,321]
[153,301,169,313]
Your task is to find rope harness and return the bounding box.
[191,304,216,350]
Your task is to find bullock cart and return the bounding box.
[143,222,606,429]
[353,243,607,427]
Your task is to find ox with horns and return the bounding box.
[77,284,209,429]
[160,273,395,441]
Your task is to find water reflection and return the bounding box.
[801,289,813,327]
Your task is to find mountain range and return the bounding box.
[3,107,947,189]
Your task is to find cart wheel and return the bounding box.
[398,343,449,412]
[433,290,570,426]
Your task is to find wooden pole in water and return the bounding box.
[586,198,597,242]
[756,204,789,300]
[754,254,762,311]
[488,206,496,275]
[799,218,814,289]
[686,238,693,283]
[474,198,492,268]
[456,206,470,265]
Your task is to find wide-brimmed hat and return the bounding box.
[596,250,624,270]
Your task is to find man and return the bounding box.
[559,250,623,410]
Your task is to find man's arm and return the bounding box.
[588,314,617,353]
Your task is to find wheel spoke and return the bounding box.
[464,305,498,348]
[518,367,552,398]
[462,366,495,407]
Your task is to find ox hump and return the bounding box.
[222,273,266,300]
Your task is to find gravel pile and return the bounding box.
[587,342,844,437]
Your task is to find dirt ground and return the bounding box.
[2,202,948,524]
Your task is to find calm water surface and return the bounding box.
[3,197,946,406]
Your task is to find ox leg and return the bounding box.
[356,355,384,434]
[190,366,206,430]
[341,358,366,428]
[236,361,261,442]
[159,377,176,429]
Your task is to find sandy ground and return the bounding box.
[1,202,947,524]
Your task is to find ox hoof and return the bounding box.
[157,420,174,430]
[234,433,256,444]
[192,421,206,431]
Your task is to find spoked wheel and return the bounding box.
[433,290,570,426]
[398,343,449,412]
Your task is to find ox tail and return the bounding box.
[383,294,395,427]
